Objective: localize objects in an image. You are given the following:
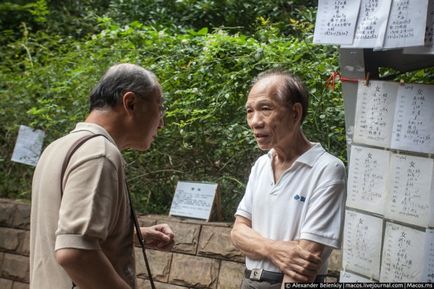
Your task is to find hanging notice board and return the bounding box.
[342,80,434,282]
[314,0,434,283]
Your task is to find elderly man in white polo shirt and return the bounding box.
[231,69,346,288]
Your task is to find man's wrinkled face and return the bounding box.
[245,76,298,151]
[129,87,164,151]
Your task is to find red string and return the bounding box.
[326,71,362,91]
[325,71,341,91]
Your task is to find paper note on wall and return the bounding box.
[404,0,434,54]
[313,0,362,45]
[11,125,45,167]
[391,83,434,154]
[348,0,392,48]
[353,80,398,148]
[383,0,429,48]
[343,210,383,280]
[340,270,374,282]
[380,222,426,282]
[385,153,434,227]
[425,229,434,282]
[347,145,390,215]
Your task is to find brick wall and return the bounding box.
[0,199,31,289]
[0,198,342,288]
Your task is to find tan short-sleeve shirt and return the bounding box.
[30,123,135,289]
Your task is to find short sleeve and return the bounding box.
[55,157,119,251]
[234,165,259,220]
[300,163,346,249]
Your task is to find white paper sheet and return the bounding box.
[314,0,362,45]
[169,181,218,220]
[343,210,383,279]
[391,83,434,154]
[347,145,390,215]
[349,0,393,48]
[353,80,398,148]
[385,153,434,227]
[424,228,434,282]
[383,0,429,49]
[380,222,426,282]
[340,270,375,282]
[404,0,434,54]
[11,125,45,167]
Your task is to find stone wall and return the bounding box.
[0,199,31,289]
[0,198,342,288]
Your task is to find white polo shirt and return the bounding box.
[235,143,346,274]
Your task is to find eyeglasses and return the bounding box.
[159,102,166,117]
[131,90,166,117]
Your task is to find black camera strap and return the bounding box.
[60,133,156,289]
[127,182,156,289]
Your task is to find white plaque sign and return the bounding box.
[169,181,218,221]
[11,125,45,167]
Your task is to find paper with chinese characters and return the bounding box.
[385,153,434,227]
[380,222,426,282]
[347,145,390,215]
[349,0,392,48]
[391,83,434,154]
[353,80,399,148]
[383,0,429,48]
[314,0,362,44]
[343,210,383,280]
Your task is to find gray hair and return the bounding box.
[253,69,309,123]
[89,63,160,111]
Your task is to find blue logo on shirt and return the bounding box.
[294,194,306,202]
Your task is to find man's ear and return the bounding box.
[292,103,303,124]
[122,91,136,114]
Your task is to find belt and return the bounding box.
[245,269,327,283]
[245,269,283,284]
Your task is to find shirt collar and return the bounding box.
[267,143,325,168]
[71,122,118,148]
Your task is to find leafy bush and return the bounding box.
[1,0,317,42]
[0,19,344,220]
[107,0,317,35]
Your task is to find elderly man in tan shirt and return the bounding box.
[30,63,174,289]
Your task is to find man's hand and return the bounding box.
[140,224,175,250]
[231,216,323,283]
[268,240,322,282]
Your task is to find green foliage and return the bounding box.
[0,0,317,43]
[379,66,434,85]
[0,0,109,41]
[0,18,345,220]
[107,0,317,35]
[0,0,49,42]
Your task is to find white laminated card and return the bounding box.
[425,229,434,282]
[348,0,392,48]
[383,0,429,49]
[313,0,361,45]
[11,125,45,167]
[380,222,426,282]
[347,145,390,215]
[385,153,434,227]
[404,0,434,54]
[343,210,383,280]
[391,83,434,154]
[353,80,398,148]
[340,270,374,282]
